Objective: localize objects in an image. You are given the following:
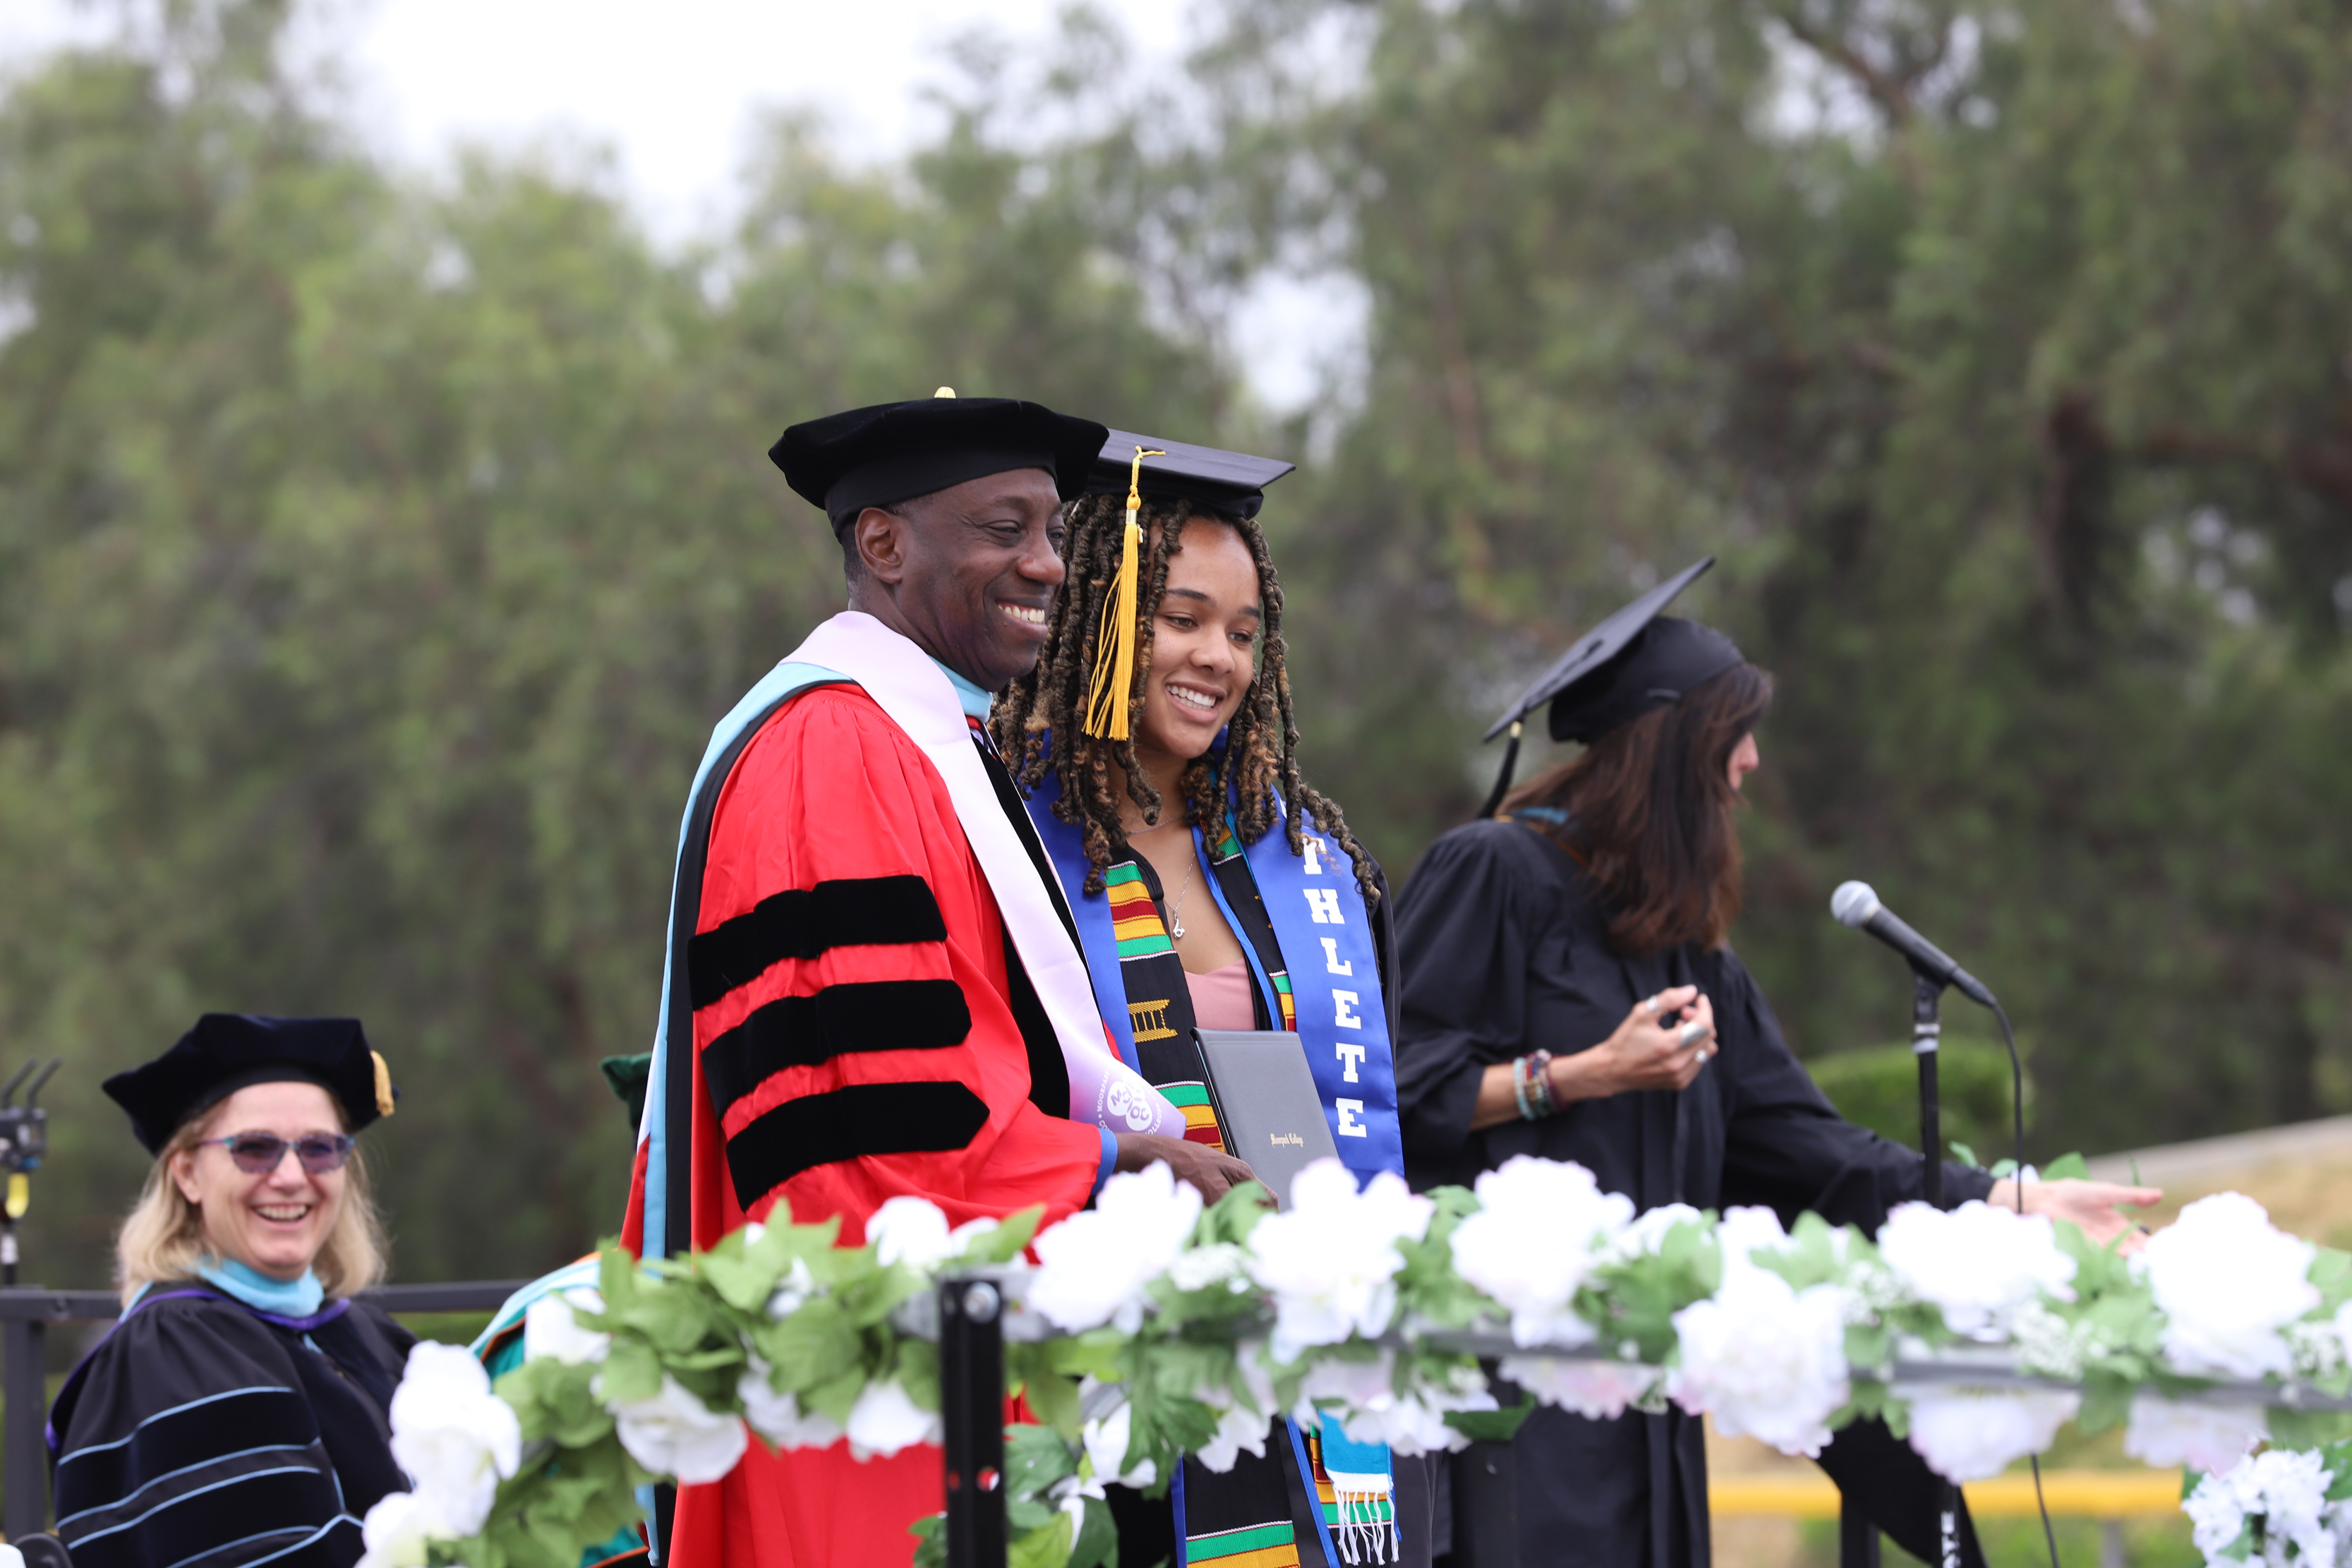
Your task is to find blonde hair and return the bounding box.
[113,1095,390,1305]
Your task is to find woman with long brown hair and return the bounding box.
[1392,561,2152,1567]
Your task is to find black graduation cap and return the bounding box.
[770,389,1109,531]
[1082,429,1297,521]
[104,1014,398,1154]
[1476,557,1744,816]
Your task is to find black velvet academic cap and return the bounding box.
[1081,430,1298,521]
[1485,557,1744,744]
[770,391,1109,531]
[104,1014,397,1154]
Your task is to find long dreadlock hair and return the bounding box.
[991,493,1380,903]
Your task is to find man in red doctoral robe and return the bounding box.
[619,392,1254,1566]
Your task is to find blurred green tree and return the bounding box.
[4,0,2351,1289]
[1189,0,2352,1159]
[0,0,1230,1284]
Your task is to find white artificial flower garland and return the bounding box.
[370,1157,2352,1568]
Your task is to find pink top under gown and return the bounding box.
[1185,960,1256,1032]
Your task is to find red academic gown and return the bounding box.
[620,682,1104,1567]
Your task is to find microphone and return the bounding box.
[1830,881,1997,1008]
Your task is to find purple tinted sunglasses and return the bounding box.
[205,1132,354,1175]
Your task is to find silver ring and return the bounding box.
[1639,996,1660,1017]
[1678,1020,1709,1050]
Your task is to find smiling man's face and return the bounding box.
[847,467,1069,692]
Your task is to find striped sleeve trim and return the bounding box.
[56,1385,312,1514]
[687,876,947,1011]
[701,979,972,1119]
[60,1451,349,1568]
[723,1082,990,1210]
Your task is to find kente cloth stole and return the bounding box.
[1312,1418,1401,1564]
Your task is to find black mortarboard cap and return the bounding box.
[1081,430,1297,521]
[1476,557,1744,816]
[103,1014,397,1154]
[770,390,1109,531]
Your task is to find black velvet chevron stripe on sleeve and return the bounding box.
[701,979,972,1118]
[724,1080,991,1207]
[687,875,947,1010]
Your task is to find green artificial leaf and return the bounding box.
[1395,1186,1495,1329]
[1445,1400,1535,1443]
[2319,1438,2352,1501]
[749,1297,864,1390]
[1589,1212,1720,1364]
[910,1512,948,1568]
[461,1429,653,1568]
[1010,1511,1078,1568]
[1195,1181,1274,1246]
[1752,1212,1850,1291]
[700,1245,787,1315]
[596,1337,665,1405]
[1016,1355,1084,1440]
[895,1339,943,1412]
[1949,1142,1980,1169]
[1071,1493,1121,1568]
[955,1205,1046,1265]
[1009,1497,1058,1531]
[2264,1407,2352,1449]
[2042,1152,2091,1181]
[803,1366,873,1426]
[2074,1373,2133,1435]
[1006,1420,1080,1500]
[1833,1382,1899,1429]
[497,1357,619,1449]
[2310,1248,2352,1314]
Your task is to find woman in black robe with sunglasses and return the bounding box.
[1393,562,2153,1568]
[48,1014,416,1567]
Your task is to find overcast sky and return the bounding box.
[0,0,1361,410]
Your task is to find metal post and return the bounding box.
[5,1313,47,1538]
[941,1275,1006,1568]
[1914,973,1944,1212]
[1912,972,1963,1567]
[1839,1495,1881,1567]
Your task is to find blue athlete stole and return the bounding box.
[1028,766,1404,1186]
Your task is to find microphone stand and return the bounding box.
[1914,973,1943,1212]
[1912,972,1960,1568]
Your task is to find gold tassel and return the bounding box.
[1082,446,1164,740]
[370,1051,397,1118]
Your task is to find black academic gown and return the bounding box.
[49,1289,416,1568]
[1394,818,1992,1568]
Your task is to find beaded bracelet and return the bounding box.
[1514,1049,1557,1121]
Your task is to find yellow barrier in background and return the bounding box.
[1709,1471,2185,1519]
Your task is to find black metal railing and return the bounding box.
[0,1280,527,1540]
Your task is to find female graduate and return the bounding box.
[991,432,1430,1568]
[49,1014,416,1568]
[1393,559,2157,1567]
